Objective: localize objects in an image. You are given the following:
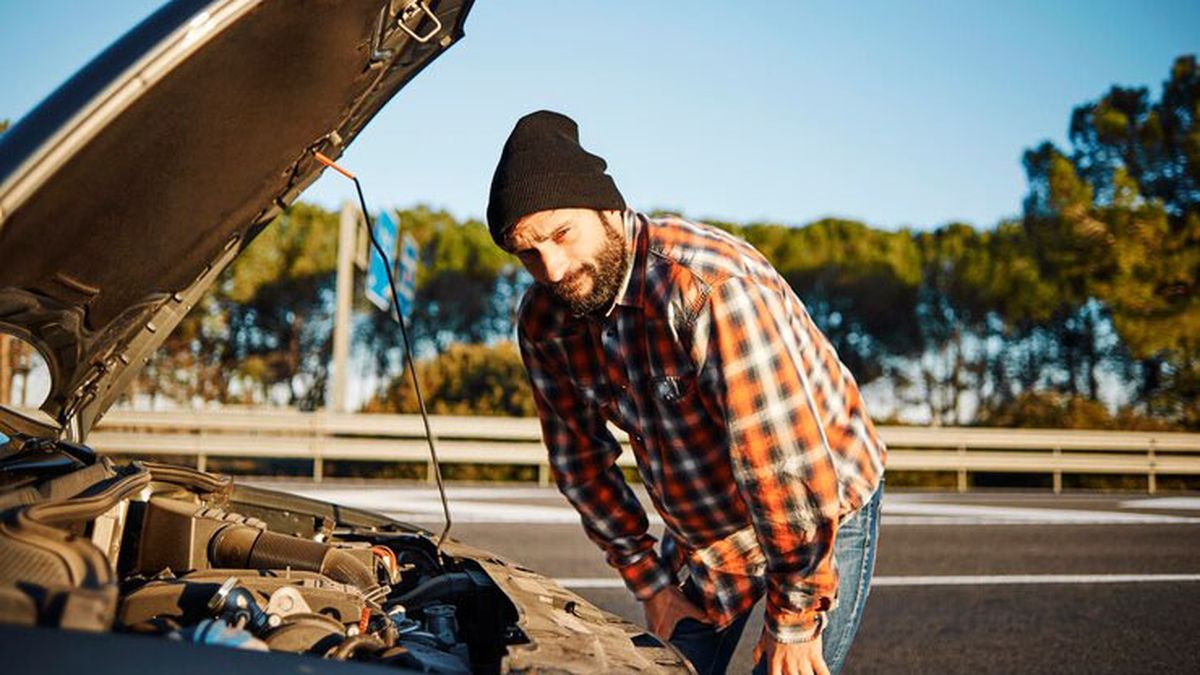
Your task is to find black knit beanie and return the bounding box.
[487,110,625,246]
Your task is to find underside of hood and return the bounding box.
[0,0,473,439]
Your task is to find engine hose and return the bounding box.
[21,464,150,527]
[392,570,492,608]
[328,634,386,660]
[143,461,232,495]
[208,524,378,592]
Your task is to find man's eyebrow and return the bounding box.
[512,221,570,251]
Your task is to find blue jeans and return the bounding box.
[668,481,883,675]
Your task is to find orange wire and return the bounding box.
[358,607,371,634]
[371,545,399,572]
[313,151,355,180]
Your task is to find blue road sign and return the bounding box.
[396,233,419,321]
[365,210,399,312]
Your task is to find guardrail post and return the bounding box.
[957,444,967,493]
[1052,447,1062,494]
[1147,439,1156,495]
[312,418,325,482]
[196,426,207,473]
[427,458,437,485]
[538,463,550,488]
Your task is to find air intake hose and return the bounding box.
[208,525,376,591]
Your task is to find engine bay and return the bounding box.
[0,453,526,673]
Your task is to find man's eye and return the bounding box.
[552,228,569,242]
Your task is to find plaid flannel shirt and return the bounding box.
[516,210,886,642]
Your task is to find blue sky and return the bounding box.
[2,1,1198,231]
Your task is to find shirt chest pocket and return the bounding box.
[647,364,732,487]
[642,313,716,441]
[643,317,701,404]
[651,372,699,404]
[648,366,707,440]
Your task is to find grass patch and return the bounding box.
[323,460,425,480]
[971,472,1054,489]
[441,463,538,482]
[205,457,312,477]
[1155,475,1200,491]
[1060,473,1149,491]
[104,453,197,468]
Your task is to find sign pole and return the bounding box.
[331,200,357,413]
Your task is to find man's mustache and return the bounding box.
[550,264,595,295]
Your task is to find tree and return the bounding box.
[366,342,535,417]
[1068,55,1199,216]
[359,206,526,393]
[1019,143,1121,401]
[907,223,997,424]
[737,218,923,385]
[1017,55,1200,426]
[130,203,340,408]
[225,203,340,408]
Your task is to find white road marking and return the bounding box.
[555,578,626,589]
[870,573,1200,586]
[882,502,1200,524]
[380,501,616,525]
[268,486,564,501]
[555,574,1200,590]
[1119,497,1200,511]
[263,486,600,524]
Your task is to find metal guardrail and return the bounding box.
[80,409,1200,493]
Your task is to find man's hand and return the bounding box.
[754,629,829,675]
[642,585,708,639]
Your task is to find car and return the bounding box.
[0,1,692,672]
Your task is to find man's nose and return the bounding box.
[539,249,569,284]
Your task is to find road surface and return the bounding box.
[254,482,1200,674]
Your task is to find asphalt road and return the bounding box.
[259,482,1200,674]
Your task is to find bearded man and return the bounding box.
[487,110,886,675]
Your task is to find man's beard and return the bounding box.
[548,215,628,316]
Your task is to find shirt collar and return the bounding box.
[602,209,645,317]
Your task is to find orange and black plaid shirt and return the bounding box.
[516,211,886,642]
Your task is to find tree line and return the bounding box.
[124,55,1200,429]
[3,57,1196,429]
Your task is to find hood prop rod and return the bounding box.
[313,151,452,556]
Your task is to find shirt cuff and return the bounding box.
[766,608,827,644]
[618,550,674,600]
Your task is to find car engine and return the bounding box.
[0,447,529,673]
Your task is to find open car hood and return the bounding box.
[0,0,473,439]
